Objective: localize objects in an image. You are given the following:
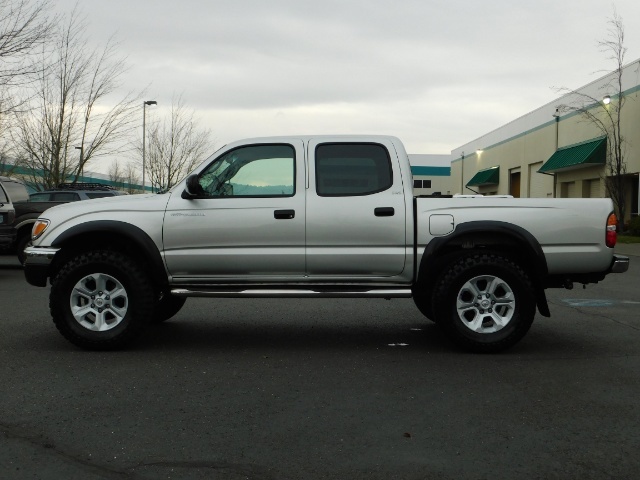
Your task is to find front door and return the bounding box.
[163,141,306,282]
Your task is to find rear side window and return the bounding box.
[86,192,115,199]
[315,143,392,196]
[52,192,80,202]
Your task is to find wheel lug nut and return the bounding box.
[91,303,95,308]
[106,295,110,300]
[488,309,493,313]
[479,309,484,314]
[98,308,103,313]
[477,295,482,299]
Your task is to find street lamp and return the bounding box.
[75,146,83,180]
[142,100,157,192]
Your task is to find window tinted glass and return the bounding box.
[29,193,50,202]
[2,180,28,202]
[86,192,115,199]
[315,143,392,196]
[52,192,80,202]
[0,185,8,203]
[199,144,295,197]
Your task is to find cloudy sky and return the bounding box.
[53,0,640,160]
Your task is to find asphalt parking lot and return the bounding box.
[1,249,639,480]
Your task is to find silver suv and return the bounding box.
[0,181,16,249]
[29,183,127,202]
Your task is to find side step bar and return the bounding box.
[171,288,412,299]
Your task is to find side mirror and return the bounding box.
[181,174,203,199]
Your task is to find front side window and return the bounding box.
[315,143,392,196]
[29,193,49,202]
[198,144,295,197]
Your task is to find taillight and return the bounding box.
[606,212,617,248]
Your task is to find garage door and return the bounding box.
[528,162,551,198]
[561,181,578,198]
[589,178,601,198]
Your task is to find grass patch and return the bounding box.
[617,234,640,244]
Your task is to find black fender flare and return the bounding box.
[51,220,167,284]
[418,221,550,317]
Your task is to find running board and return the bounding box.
[171,288,412,299]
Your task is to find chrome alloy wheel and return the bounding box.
[455,274,515,334]
[70,273,129,331]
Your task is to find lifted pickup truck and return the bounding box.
[23,135,629,352]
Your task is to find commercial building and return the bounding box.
[409,154,451,196]
[449,58,640,222]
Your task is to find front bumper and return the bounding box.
[23,246,60,287]
[610,254,629,273]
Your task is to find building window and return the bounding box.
[413,179,431,189]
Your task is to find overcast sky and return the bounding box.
[53,0,640,160]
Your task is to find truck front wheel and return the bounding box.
[50,250,155,350]
[432,253,536,353]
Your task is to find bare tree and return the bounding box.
[143,95,212,192]
[108,158,126,189]
[555,9,630,229]
[9,8,141,190]
[123,161,141,193]
[0,0,53,114]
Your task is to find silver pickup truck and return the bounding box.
[23,135,629,352]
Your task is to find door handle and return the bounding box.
[274,209,295,219]
[374,207,395,217]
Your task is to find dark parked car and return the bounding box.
[0,178,127,264]
[29,183,127,202]
[0,181,16,249]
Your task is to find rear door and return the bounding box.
[305,139,408,279]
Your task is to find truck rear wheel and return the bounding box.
[50,250,155,350]
[431,253,536,353]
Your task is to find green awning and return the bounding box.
[466,166,500,187]
[538,136,607,173]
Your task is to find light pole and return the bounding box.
[75,145,83,181]
[142,100,157,192]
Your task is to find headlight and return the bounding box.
[31,219,50,240]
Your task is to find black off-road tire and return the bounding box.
[16,232,31,266]
[150,293,187,324]
[50,250,155,350]
[431,253,536,353]
[412,294,437,322]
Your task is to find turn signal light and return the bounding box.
[31,219,50,240]
[605,213,617,248]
